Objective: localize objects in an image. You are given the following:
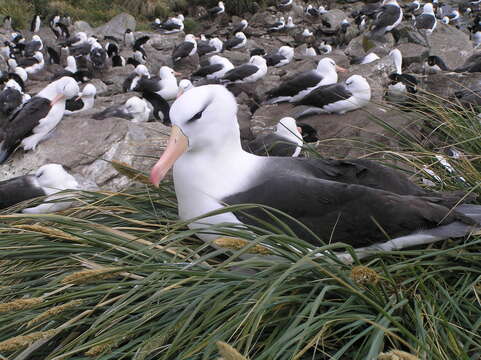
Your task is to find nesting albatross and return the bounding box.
[150,85,481,259]
[0,76,79,164]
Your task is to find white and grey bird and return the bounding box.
[149,85,481,263]
[369,0,403,39]
[224,32,247,50]
[264,46,294,67]
[30,15,41,33]
[222,55,268,84]
[208,1,225,15]
[265,58,346,104]
[268,17,285,32]
[192,55,234,80]
[302,28,313,37]
[134,66,180,101]
[243,117,303,157]
[158,14,184,34]
[286,16,296,29]
[172,34,197,62]
[93,96,151,123]
[294,75,372,117]
[415,3,437,34]
[177,79,195,97]
[0,164,80,214]
[233,19,248,34]
[123,64,151,92]
[0,77,79,163]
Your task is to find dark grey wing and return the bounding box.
[223,173,472,246]
[243,134,297,157]
[373,5,401,29]
[65,97,84,112]
[0,97,51,164]
[0,88,23,117]
[208,5,222,13]
[456,53,481,73]
[264,54,285,67]
[415,14,435,30]
[134,78,161,93]
[69,43,92,57]
[17,57,38,67]
[192,63,223,77]
[172,42,195,60]
[92,105,131,120]
[0,175,45,209]
[197,43,216,57]
[223,64,258,82]
[296,83,352,107]
[134,36,150,49]
[160,21,181,31]
[51,70,74,81]
[225,37,242,49]
[232,23,245,34]
[266,71,322,99]
[23,40,41,56]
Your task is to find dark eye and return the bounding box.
[36,171,44,178]
[188,111,203,123]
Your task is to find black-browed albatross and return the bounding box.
[150,85,481,257]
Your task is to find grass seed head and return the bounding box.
[378,350,420,360]
[61,268,121,285]
[27,300,83,327]
[0,298,43,314]
[0,329,58,352]
[216,341,248,360]
[214,237,271,255]
[351,265,380,285]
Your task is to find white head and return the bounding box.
[287,16,294,25]
[5,79,22,92]
[185,34,197,43]
[345,75,371,96]
[35,164,79,191]
[154,18,161,24]
[177,14,185,21]
[442,16,449,24]
[382,0,398,5]
[241,19,248,26]
[280,16,285,23]
[209,37,223,51]
[303,28,313,36]
[278,46,294,59]
[15,67,28,82]
[76,32,87,42]
[389,49,403,74]
[159,66,178,79]
[135,64,150,77]
[177,79,194,98]
[235,32,246,40]
[200,34,207,41]
[80,83,96,97]
[32,35,42,42]
[249,55,267,67]
[275,117,302,142]
[423,3,434,14]
[33,51,44,62]
[219,1,225,8]
[125,96,148,114]
[150,85,238,185]
[38,76,80,104]
[316,57,346,76]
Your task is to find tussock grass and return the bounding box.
[0,96,480,359]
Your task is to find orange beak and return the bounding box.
[150,125,188,187]
[176,89,184,98]
[297,126,302,134]
[336,65,348,73]
[174,71,182,76]
[50,94,65,107]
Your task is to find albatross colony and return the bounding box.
[0,0,481,261]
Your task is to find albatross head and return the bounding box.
[35,164,79,193]
[345,75,371,102]
[316,57,347,77]
[150,85,238,186]
[38,76,79,105]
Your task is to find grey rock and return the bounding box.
[319,9,348,34]
[428,23,474,69]
[74,21,94,36]
[0,110,169,191]
[96,13,136,40]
